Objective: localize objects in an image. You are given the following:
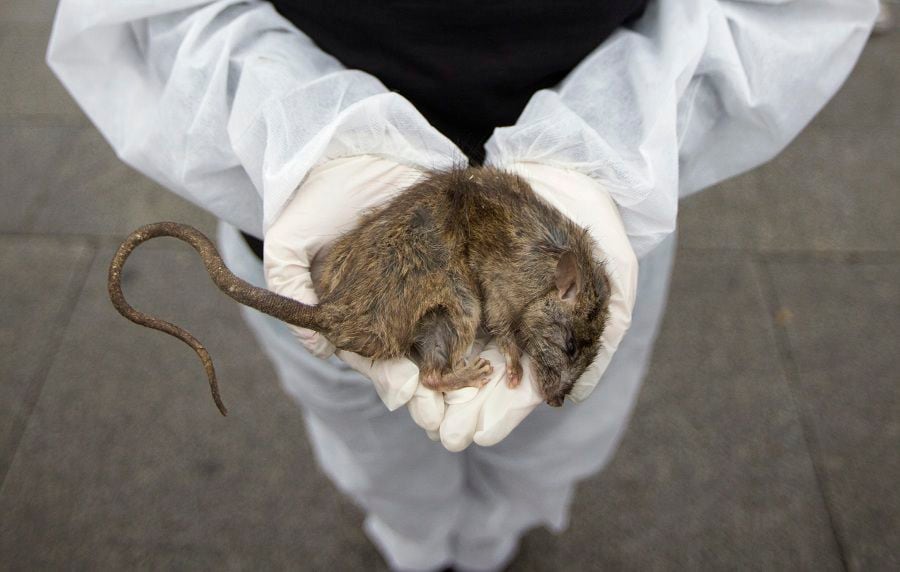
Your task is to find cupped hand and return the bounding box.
[263,155,446,430]
[432,162,639,451]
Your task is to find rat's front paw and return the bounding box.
[470,357,494,388]
[496,337,523,389]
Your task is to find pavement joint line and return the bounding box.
[18,137,91,233]
[0,244,98,493]
[0,232,132,251]
[0,232,211,249]
[1,233,899,260]
[752,253,852,572]
[679,247,900,263]
[0,114,89,127]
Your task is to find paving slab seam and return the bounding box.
[752,254,853,572]
[0,232,128,251]
[0,231,216,245]
[1,239,899,260]
[0,244,97,492]
[679,247,900,262]
[0,114,89,127]
[753,251,900,264]
[0,232,204,252]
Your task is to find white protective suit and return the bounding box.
[48,0,876,569]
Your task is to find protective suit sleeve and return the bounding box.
[485,0,878,258]
[46,0,465,237]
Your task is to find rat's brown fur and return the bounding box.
[108,167,611,415]
[453,168,611,406]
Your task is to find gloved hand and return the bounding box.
[434,162,639,451]
[263,155,447,431]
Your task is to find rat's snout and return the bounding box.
[528,341,576,408]
[546,394,565,407]
[532,359,569,407]
[538,372,569,407]
[538,370,572,407]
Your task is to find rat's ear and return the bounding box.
[555,252,581,302]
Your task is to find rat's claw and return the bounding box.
[472,357,493,387]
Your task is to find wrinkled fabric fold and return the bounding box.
[48,0,465,237]
[486,0,877,257]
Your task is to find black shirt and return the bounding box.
[244,0,648,256]
[271,0,648,163]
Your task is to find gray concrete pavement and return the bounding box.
[1,3,897,570]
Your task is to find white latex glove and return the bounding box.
[263,155,446,430]
[435,162,639,452]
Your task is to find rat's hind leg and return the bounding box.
[435,357,494,391]
[413,303,491,392]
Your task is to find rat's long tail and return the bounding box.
[108,222,323,416]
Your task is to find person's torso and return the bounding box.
[270,0,648,162]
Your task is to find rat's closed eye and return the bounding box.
[564,333,576,357]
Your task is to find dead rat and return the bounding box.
[108,166,611,415]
